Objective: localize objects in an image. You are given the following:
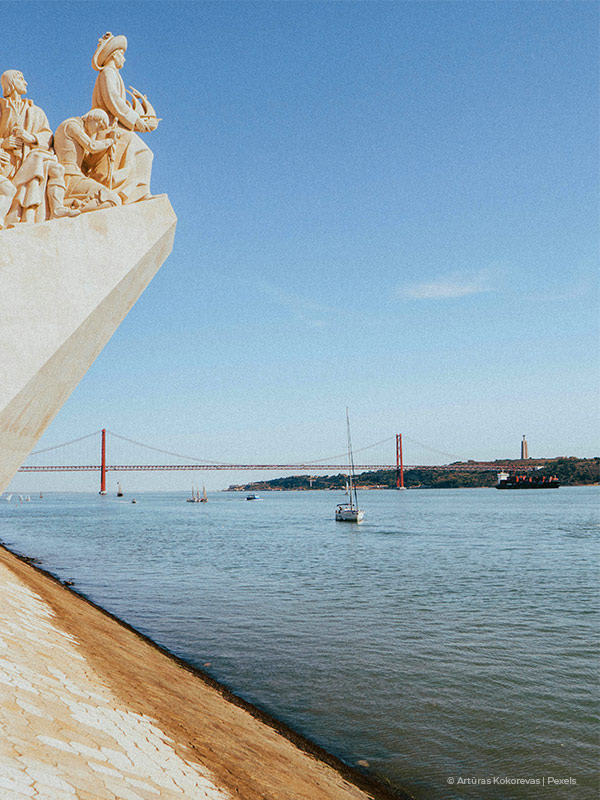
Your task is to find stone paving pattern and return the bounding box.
[0,561,230,800]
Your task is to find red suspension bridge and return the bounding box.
[17,429,550,493]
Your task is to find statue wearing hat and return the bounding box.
[86,32,159,204]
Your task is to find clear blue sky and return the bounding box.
[4,1,598,491]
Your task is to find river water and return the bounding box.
[1,487,598,799]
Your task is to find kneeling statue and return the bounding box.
[54,109,121,212]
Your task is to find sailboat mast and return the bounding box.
[346,407,356,510]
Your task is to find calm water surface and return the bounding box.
[1,487,598,799]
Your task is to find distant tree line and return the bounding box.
[228,457,599,491]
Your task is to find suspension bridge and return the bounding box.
[16,429,550,493]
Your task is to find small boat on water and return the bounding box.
[335,409,364,524]
[116,481,123,497]
[246,494,260,501]
[200,485,208,503]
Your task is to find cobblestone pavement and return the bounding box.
[0,562,231,800]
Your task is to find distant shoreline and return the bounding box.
[226,485,590,491]
[227,457,599,493]
[5,483,598,494]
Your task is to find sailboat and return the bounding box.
[335,409,365,523]
[186,484,199,503]
[187,484,207,503]
[116,481,123,497]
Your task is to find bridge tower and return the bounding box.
[99,429,107,495]
[396,434,405,489]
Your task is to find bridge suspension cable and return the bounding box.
[401,434,463,462]
[302,435,397,464]
[107,431,241,466]
[29,430,102,457]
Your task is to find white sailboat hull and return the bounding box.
[335,506,364,523]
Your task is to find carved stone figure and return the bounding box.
[0,70,75,224]
[87,33,158,204]
[54,110,121,212]
[0,151,16,229]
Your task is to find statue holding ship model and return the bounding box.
[0,32,160,228]
[87,32,159,204]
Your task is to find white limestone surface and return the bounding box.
[0,562,230,800]
[0,196,177,493]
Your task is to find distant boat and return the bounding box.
[246,494,260,501]
[496,470,560,490]
[187,485,208,503]
[335,409,364,524]
[39,491,43,499]
[186,484,203,503]
[186,485,197,503]
[131,498,137,504]
[24,495,31,502]
[116,481,123,497]
[5,494,12,502]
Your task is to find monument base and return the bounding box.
[0,196,177,492]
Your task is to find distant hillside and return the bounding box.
[534,457,600,486]
[227,457,599,492]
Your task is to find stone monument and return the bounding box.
[0,34,177,492]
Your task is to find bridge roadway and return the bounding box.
[18,461,551,473]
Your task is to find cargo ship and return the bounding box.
[496,470,560,489]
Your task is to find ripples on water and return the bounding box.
[1,487,598,799]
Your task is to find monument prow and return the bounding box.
[0,195,177,492]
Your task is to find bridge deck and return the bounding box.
[18,462,551,473]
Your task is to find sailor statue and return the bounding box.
[0,70,76,224]
[86,32,160,204]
